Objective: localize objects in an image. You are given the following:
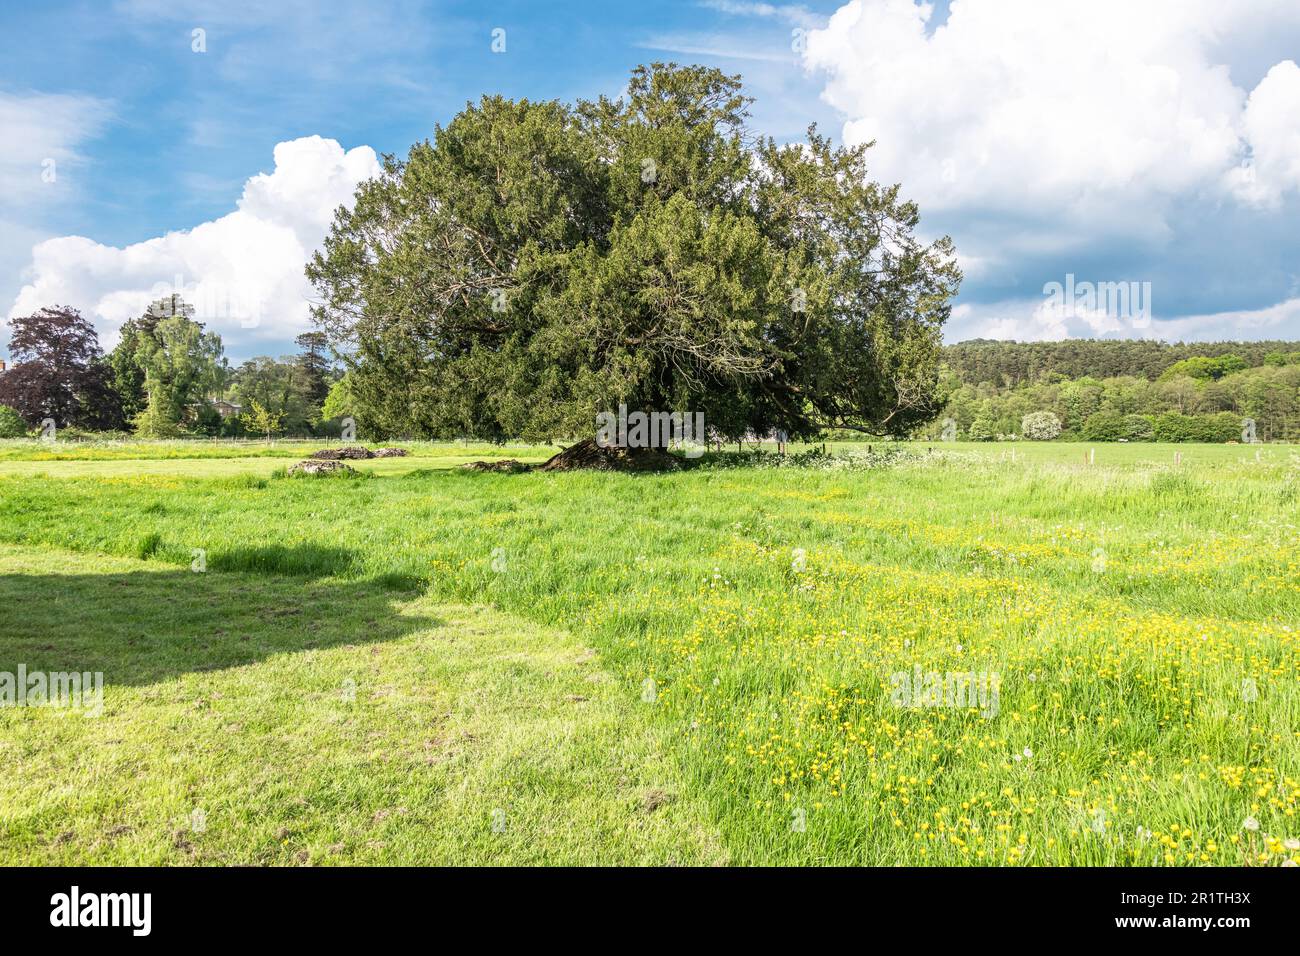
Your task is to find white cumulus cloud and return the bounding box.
[951,294,1300,343]
[1228,59,1300,206]
[805,0,1300,224]
[8,135,380,355]
[801,0,1300,339]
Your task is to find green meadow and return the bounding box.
[1,439,1297,865]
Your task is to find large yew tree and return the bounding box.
[307,63,960,442]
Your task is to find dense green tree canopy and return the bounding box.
[231,355,316,434]
[108,313,160,423]
[944,338,1299,388]
[293,331,333,408]
[307,63,961,442]
[929,349,1300,442]
[130,312,224,437]
[0,405,25,438]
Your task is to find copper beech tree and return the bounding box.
[0,306,118,430]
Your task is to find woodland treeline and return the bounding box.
[919,339,1300,442]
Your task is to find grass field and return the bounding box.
[1,438,1298,865]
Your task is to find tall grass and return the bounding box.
[0,443,1297,864]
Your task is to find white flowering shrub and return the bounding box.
[1021,411,1063,441]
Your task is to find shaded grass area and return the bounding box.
[0,546,722,865]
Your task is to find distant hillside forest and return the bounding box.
[917,339,1300,442]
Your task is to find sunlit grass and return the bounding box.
[1,440,1297,864]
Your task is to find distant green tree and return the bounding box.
[107,313,159,423]
[1160,354,1247,382]
[932,340,1300,443]
[1082,411,1126,441]
[232,357,314,434]
[321,373,356,422]
[1058,377,1105,432]
[1121,414,1155,441]
[1156,376,1201,414]
[293,331,332,413]
[943,339,1292,386]
[967,411,996,441]
[132,401,184,438]
[130,311,224,437]
[1261,350,1300,367]
[0,405,27,437]
[1153,411,1240,443]
[241,399,284,440]
[1203,411,1244,442]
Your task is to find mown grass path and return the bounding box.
[0,545,721,864]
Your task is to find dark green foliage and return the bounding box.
[308,63,961,442]
[1153,411,1241,443]
[1263,350,1300,366]
[231,357,316,434]
[107,314,158,422]
[293,332,332,410]
[1082,411,1126,442]
[0,405,27,437]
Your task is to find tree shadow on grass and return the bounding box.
[0,544,441,687]
[207,543,357,577]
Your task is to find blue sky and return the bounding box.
[3,0,1299,361]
